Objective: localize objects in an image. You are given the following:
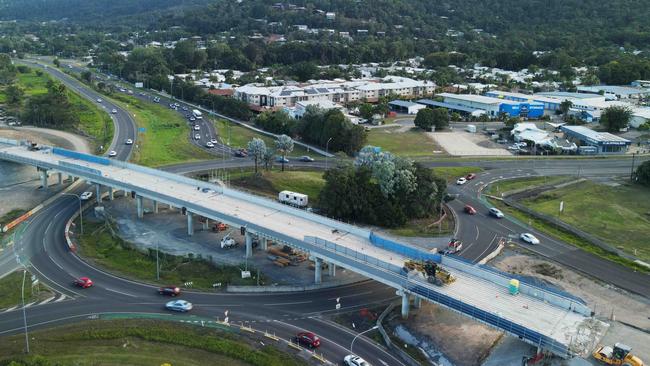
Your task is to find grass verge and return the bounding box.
[226,168,325,201]
[214,119,312,157]
[110,93,212,166]
[432,166,482,184]
[0,270,54,309]
[388,213,454,238]
[485,176,568,196]
[367,126,444,158]
[0,319,303,366]
[75,220,263,289]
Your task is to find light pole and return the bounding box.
[630,152,637,181]
[21,268,30,354]
[325,137,333,170]
[156,241,160,280]
[170,78,174,100]
[350,325,379,355]
[62,193,83,235]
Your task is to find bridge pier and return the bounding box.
[136,195,143,218]
[152,200,159,214]
[95,184,102,204]
[401,292,410,319]
[57,172,63,185]
[202,218,209,230]
[245,231,253,258]
[314,257,323,284]
[187,212,194,236]
[328,262,337,277]
[260,237,268,251]
[108,187,114,201]
[413,296,421,309]
[39,169,48,190]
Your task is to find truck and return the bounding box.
[278,191,308,208]
[593,343,644,366]
[220,233,237,249]
[402,260,455,286]
[439,239,463,255]
[192,109,203,119]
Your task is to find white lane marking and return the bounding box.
[326,291,373,301]
[472,234,499,263]
[39,296,56,305]
[475,225,480,241]
[4,306,17,312]
[28,265,82,298]
[263,300,312,306]
[43,221,54,252]
[50,256,64,270]
[24,302,36,308]
[104,287,137,298]
[55,294,67,302]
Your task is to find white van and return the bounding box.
[278,191,308,207]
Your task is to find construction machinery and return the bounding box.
[212,222,228,232]
[220,231,237,249]
[593,343,644,366]
[402,260,455,286]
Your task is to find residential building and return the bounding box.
[283,100,342,119]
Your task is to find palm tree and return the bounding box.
[275,134,294,172]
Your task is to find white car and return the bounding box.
[111,109,117,114]
[108,150,117,157]
[206,141,214,148]
[80,191,93,201]
[125,139,133,145]
[520,233,540,244]
[96,98,102,103]
[165,300,193,312]
[193,125,200,131]
[194,134,201,140]
[210,138,218,145]
[344,355,370,366]
[456,177,467,185]
[489,207,505,218]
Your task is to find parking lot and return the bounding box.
[428,131,512,156]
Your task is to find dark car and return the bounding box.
[466,173,477,180]
[233,148,248,158]
[294,331,321,348]
[158,286,181,296]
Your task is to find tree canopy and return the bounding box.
[600,106,632,132]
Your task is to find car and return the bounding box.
[344,355,370,366]
[165,299,193,312]
[456,177,467,185]
[299,155,314,162]
[153,97,160,103]
[293,332,320,348]
[119,88,126,92]
[80,191,93,201]
[73,277,93,288]
[489,207,504,218]
[96,98,102,103]
[276,157,289,163]
[466,173,477,180]
[108,150,117,157]
[464,205,477,215]
[193,125,200,131]
[520,233,540,244]
[194,134,201,140]
[206,141,214,148]
[125,139,133,145]
[158,286,181,296]
[189,117,196,122]
[111,109,117,114]
[201,187,216,193]
[210,138,218,145]
[182,106,188,111]
[234,148,248,157]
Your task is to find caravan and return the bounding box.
[278,191,309,207]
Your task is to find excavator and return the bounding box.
[402,260,455,286]
[593,343,644,366]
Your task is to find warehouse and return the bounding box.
[416,99,486,117]
[484,90,564,113]
[438,93,544,118]
[561,125,631,154]
[388,100,427,115]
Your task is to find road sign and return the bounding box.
[138,127,146,133]
[335,303,341,310]
[559,201,564,212]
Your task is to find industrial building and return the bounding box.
[484,91,565,113]
[388,100,427,115]
[437,93,544,118]
[416,99,486,117]
[560,125,631,154]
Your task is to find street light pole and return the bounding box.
[62,193,83,235]
[325,137,333,170]
[630,152,637,181]
[21,269,30,354]
[156,241,160,280]
[350,325,379,355]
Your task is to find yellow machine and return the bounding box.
[402,260,455,286]
[593,343,644,366]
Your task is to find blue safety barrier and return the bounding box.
[52,147,110,166]
[369,232,442,263]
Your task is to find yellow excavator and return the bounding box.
[593,343,644,366]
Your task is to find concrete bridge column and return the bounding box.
[328,262,337,277]
[57,172,63,185]
[401,292,410,319]
[39,169,48,190]
[187,212,194,236]
[169,203,174,210]
[314,257,323,285]
[108,187,114,201]
[202,218,209,230]
[136,195,143,219]
[67,174,74,182]
[413,296,422,309]
[245,231,253,258]
[152,200,159,214]
[95,184,102,204]
[260,237,268,251]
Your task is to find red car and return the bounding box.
[158,286,181,296]
[464,205,477,215]
[294,331,321,348]
[466,173,477,180]
[73,277,93,288]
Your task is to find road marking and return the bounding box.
[54,294,67,302]
[263,300,312,306]
[4,306,17,312]
[39,296,56,305]
[326,290,372,300]
[475,225,480,241]
[472,234,498,263]
[24,302,36,308]
[104,287,137,297]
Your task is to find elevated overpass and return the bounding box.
[0,138,607,358]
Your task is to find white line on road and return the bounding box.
[326,290,373,301]
[24,302,36,308]
[4,306,17,312]
[104,287,137,297]
[475,225,480,241]
[39,296,56,305]
[54,294,67,302]
[263,300,312,306]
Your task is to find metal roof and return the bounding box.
[561,125,631,144]
[416,99,486,114]
[388,100,419,108]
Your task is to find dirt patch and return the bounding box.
[428,131,512,156]
[492,252,650,330]
[0,126,91,153]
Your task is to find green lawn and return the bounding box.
[76,220,263,289]
[16,71,49,96]
[388,214,454,237]
[0,270,54,309]
[228,168,325,201]
[0,320,303,366]
[214,119,311,157]
[110,94,212,166]
[367,126,444,158]
[431,166,483,184]
[485,176,568,196]
[521,180,650,262]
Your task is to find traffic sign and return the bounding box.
[138,127,146,133]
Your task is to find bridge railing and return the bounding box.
[369,232,442,263]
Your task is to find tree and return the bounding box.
[505,117,520,128]
[560,100,573,117]
[5,84,24,105]
[275,134,294,172]
[359,103,374,121]
[246,138,266,174]
[52,58,60,67]
[432,108,450,130]
[414,108,435,131]
[634,161,650,186]
[601,106,632,132]
[80,70,92,83]
[262,148,275,171]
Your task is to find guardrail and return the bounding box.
[52,147,110,166]
[369,232,441,263]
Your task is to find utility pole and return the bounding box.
[630,152,637,181]
[21,269,30,354]
[156,242,160,280]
